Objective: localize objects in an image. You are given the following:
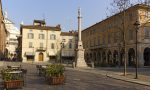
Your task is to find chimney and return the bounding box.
[56,24,61,28]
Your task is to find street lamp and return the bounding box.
[60,40,66,64]
[134,20,140,79]
[60,43,62,64]
[32,47,34,64]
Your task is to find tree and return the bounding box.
[109,0,131,15]
[108,0,146,76]
[108,0,132,76]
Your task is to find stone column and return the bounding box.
[76,8,87,68]
[78,8,82,42]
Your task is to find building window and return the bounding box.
[50,34,56,40]
[98,36,100,45]
[29,42,33,48]
[144,27,150,38]
[29,29,33,32]
[39,34,45,39]
[129,30,134,40]
[69,39,72,42]
[28,33,34,39]
[86,41,88,48]
[94,38,96,46]
[40,43,43,48]
[114,32,119,43]
[102,35,105,44]
[51,43,55,49]
[69,43,72,49]
[129,13,133,21]
[62,43,65,48]
[145,11,149,19]
[108,33,111,44]
[62,39,66,42]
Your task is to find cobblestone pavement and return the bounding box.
[17,63,150,90]
[1,62,150,90]
[97,67,150,76]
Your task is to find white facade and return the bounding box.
[20,20,78,63]
[4,12,20,58]
[21,20,61,62]
[61,32,78,60]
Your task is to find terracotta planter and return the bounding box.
[4,80,23,89]
[47,76,65,85]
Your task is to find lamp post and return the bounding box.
[32,47,34,64]
[134,20,140,79]
[60,42,63,64]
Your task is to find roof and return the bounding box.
[61,32,78,36]
[21,25,61,31]
[82,4,150,32]
[34,20,46,24]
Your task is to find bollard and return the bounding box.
[91,61,94,68]
[72,62,75,68]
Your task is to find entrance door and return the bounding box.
[39,53,44,61]
[128,48,135,66]
[27,56,34,61]
[144,48,150,66]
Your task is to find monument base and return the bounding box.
[76,49,87,68]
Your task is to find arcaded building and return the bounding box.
[82,4,150,67]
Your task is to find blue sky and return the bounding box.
[2,0,140,32]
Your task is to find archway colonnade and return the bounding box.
[85,47,150,67]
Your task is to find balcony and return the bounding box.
[36,47,46,52]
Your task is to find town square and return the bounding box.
[0,0,150,90]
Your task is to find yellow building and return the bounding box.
[19,20,78,63]
[82,4,150,67]
[20,20,61,62]
[60,31,78,63]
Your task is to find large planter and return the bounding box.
[47,76,65,85]
[4,80,23,89]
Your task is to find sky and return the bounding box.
[2,0,142,32]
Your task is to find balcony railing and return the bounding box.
[36,47,46,51]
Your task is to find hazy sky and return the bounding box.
[2,0,141,32]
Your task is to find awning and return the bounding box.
[25,52,35,56]
[62,51,75,57]
[48,51,56,56]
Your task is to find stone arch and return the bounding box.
[120,49,125,66]
[102,51,106,63]
[97,52,101,64]
[113,50,118,66]
[93,52,96,62]
[85,53,89,63]
[4,48,8,58]
[107,50,112,65]
[144,48,150,66]
[128,48,135,66]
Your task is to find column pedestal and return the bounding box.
[76,41,87,67]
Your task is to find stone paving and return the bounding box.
[0,62,150,90]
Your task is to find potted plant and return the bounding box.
[1,69,23,89]
[45,64,65,85]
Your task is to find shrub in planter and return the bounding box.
[1,69,23,89]
[45,64,65,85]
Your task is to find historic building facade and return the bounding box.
[20,20,61,62]
[0,0,7,60]
[60,31,78,63]
[82,4,150,67]
[4,12,20,59]
[19,20,77,63]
